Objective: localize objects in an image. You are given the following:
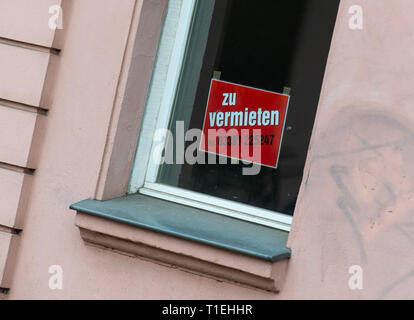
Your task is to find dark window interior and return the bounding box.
[157,0,340,215]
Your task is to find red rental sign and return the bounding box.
[200,79,290,168]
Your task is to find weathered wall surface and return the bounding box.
[1,0,414,299]
[285,0,414,299]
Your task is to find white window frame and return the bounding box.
[129,0,293,232]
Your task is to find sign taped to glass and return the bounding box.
[200,79,290,168]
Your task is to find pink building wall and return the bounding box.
[0,0,413,299]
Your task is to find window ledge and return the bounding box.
[70,194,291,292]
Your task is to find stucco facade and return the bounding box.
[0,0,413,299]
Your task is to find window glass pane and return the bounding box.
[157,0,339,215]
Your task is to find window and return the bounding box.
[129,0,339,231]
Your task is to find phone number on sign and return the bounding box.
[212,134,275,146]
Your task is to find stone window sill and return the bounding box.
[70,194,291,293]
